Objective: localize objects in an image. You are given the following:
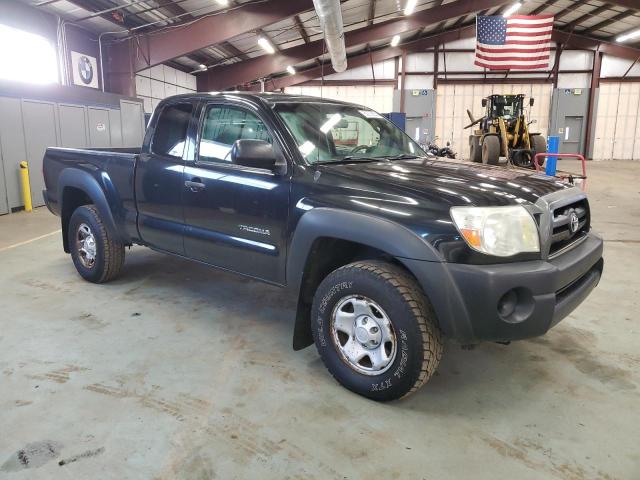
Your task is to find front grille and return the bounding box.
[549,199,590,256]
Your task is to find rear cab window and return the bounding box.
[151,102,194,157]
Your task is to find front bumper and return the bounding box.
[403,232,604,343]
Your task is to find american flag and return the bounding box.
[475,15,554,70]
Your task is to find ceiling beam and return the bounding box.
[256,26,477,91]
[606,0,640,12]
[294,15,311,44]
[552,28,640,61]
[580,10,631,36]
[108,0,314,74]
[257,26,640,91]
[529,0,561,16]
[561,4,612,31]
[197,0,511,90]
[367,0,376,26]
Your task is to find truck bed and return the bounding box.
[42,146,141,244]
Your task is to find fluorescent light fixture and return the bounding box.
[286,65,296,75]
[257,37,275,54]
[320,113,342,133]
[0,24,58,84]
[216,0,229,5]
[404,0,417,15]
[503,2,522,17]
[617,29,640,43]
[198,64,207,71]
[390,35,401,47]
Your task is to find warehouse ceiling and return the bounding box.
[17,0,640,81]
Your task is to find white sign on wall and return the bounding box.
[71,51,99,89]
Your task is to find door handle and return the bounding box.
[185,178,205,192]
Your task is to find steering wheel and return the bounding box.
[349,145,373,155]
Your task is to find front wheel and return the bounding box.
[311,261,443,401]
[68,205,125,283]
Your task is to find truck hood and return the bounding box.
[316,158,570,208]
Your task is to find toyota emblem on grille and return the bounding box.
[569,211,579,234]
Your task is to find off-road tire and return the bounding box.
[68,205,125,283]
[469,135,482,162]
[482,135,500,165]
[311,260,443,401]
[532,134,546,168]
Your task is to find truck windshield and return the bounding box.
[273,102,425,164]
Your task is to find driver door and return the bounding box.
[182,102,290,284]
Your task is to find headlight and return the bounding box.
[450,206,540,257]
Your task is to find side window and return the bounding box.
[199,105,272,162]
[151,103,193,157]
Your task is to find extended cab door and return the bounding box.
[136,101,195,254]
[182,100,290,284]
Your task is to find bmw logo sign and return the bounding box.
[78,56,94,85]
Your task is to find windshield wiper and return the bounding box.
[377,154,423,161]
[317,156,383,164]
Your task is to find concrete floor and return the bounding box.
[1,160,638,479]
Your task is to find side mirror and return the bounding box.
[230,139,278,171]
[530,98,535,106]
[481,98,487,107]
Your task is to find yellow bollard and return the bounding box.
[19,161,32,212]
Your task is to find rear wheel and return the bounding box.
[469,135,482,162]
[68,205,125,283]
[532,135,546,168]
[482,135,500,165]
[311,260,443,401]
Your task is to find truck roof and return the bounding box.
[162,92,366,108]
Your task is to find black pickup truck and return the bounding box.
[43,93,603,401]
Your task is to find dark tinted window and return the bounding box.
[199,105,272,162]
[152,103,193,157]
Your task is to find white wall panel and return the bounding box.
[136,65,196,113]
[404,75,434,90]
[163,65,177,86]
[593,83,619,160]
[602,56,640,78]
[557,73,590,89]
[186,74,197,90]
[559,50,593,71]
[150,79,165,99]
[406,53,433,72]
[150,65,164,81]
[324,59,395,80]
[135,75,151,97]
[593,82,640,160]
[284,85,394,112]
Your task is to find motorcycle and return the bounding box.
[425,137,457,159]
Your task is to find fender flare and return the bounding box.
[57,168,125,246]
[287,208,442,350]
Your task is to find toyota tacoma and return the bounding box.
[42,93,604,401]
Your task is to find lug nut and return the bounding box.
[370,327,379,333]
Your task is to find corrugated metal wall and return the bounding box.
[0,97,144,214]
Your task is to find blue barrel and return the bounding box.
[545,136,560,176]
